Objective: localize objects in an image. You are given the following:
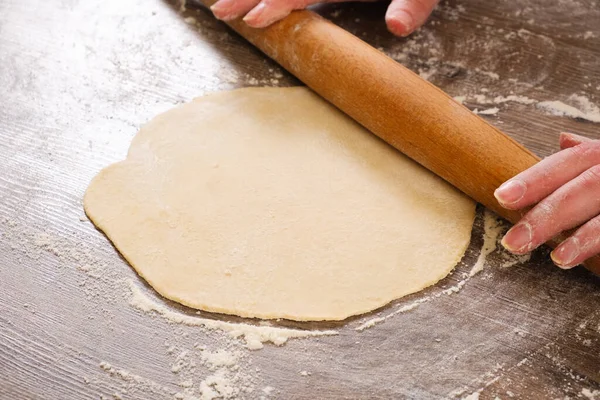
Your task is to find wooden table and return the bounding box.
[1,0,599,398]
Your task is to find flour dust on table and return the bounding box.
[84,87,476,321]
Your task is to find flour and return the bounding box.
[455,91,600,123]
[198,369,240,400]
[583,31,596,40]
[469,210,503,277]
[355,298,429,331]
[171,350,192,374]
[456,362,507,400]
[166,346,254,400]
[2,217,128,309]
[582,388,600,400]
[200,349,240,370]
[500,252,531,269]
[195,349,255,400]
[179,379,194,388]
[474,107,500,116]
[462,392,480,400]
[329,8,342,18]
[184,16,197,25]
[419,67,438,81]
[127,280,338,350]
[475,69,500,80]
[165,337,258,400]
[492,95,537,105]
[459,93,537,107]
[537,94,600,123]
[98,360,173,396]
[240,73,283,88]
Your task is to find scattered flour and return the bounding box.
[262,386,275,394]
[582,388,600,400]
[166,338,257,400]
[462,391,480,400]
[459,93,537,107]
[455,362,507,399]
[329,8,342,18]
[198,369,244,400]
[355,298,429,331]
[184,16,197,25]
[98,361,173,397]
[475,68,500,80]
[500,252,531,269]
[493,95,537,105]
[474,107,500,116]
[200,349,240,370]
[537,94,600,123]
[127,280,338,350]
[455,92,600,123]
[469,211,503,277]
[419,67,439,81]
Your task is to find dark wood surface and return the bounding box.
[1,0,599,399]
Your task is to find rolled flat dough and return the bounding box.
[84,87,475,321]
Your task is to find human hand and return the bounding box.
[495,132,600,269]
[210,0,439,37]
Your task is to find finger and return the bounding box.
[551,215,600,269]
[559,132,593,150]
[494,140,600,210]
[211,0,261,21]
[243,0,298,28]
[242,0,371,28]
[501,164,600,254]
[385,0,439,37]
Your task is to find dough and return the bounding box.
[84,87,475,321]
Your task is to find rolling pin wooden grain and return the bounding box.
[199,1,600,275]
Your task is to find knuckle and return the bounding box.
[583,215,600,234]
[566,142,589,158]
[568,141,600,159]
[532,200,556,220]
[577,217,600,251]
[292,0,307,8]
[587,164,600,180]
[579,165,600,189]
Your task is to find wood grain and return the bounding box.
[0,0,599,399]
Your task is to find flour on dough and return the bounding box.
[84,87,476,321]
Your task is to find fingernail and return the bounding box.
[387,10,414,37]
[494,180,526,205]
[210,0,237,20]
[243,3,266,24]
[210,1,225,13]
[501,222,532,253]
[551,238,580,269]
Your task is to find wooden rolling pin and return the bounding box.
[198,2,600,275]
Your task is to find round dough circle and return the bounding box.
[84,87,475,321]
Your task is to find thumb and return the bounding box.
[559,132,593,150]
[385,0,439,37]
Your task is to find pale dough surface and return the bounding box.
[84,87,476,321]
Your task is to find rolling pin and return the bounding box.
[198,1,600,275]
